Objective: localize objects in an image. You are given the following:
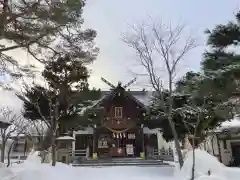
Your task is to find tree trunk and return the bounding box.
[1,0,8,37]
[51,133,56,166]
[191,138,196,180]
[51,117,57,166]
[168,75,184,168]
[168,116,184,167]
[7,142,14,167]
[51,100,59,166]
[1,143,5,163]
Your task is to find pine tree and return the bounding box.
[202,10,240,103]
[0,0,98,62]
[0,0,98,92]
[19,55,102,133]
[18,55,101,166]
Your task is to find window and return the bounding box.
[115,107,122,118]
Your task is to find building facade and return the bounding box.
[72,83,173,159]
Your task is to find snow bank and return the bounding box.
[178,149,225,179]
[195,174,226,180]
[0,162,14,180]
[24,151,41,165]
[224,167,240,180]
[1,150,78,180]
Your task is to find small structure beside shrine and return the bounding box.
[56,135,75,164]
[201,117,240,166]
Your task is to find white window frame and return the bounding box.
[114,107,122,118]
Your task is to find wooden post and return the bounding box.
[140,124,145,159]
[92,125,98,159]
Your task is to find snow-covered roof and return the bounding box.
[56,136,75,141]
[214,116,240,133]
[220,118,240,129]
[96,90,154,107]
[131,91,155,106]
[91,89,149,109]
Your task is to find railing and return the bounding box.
[147,148,174,161]
[72,149,87,156]
[71,149,87,163]
[9,151,28,161]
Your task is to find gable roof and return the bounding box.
[92,86,156,109]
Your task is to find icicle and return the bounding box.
[119,133,122,139]
[116,134,119,139]
[113,133,115,138]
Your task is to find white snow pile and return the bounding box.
[195,174,226,180]
[1,151,77,180]
[0,162,14,179]
[1,149,240,180]
[177,149,226,180]
[24,150,41,164]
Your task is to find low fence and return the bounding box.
[147,148,174,161]
[71,148,174,162]
[9,155,28,160]
[71,149,87,162]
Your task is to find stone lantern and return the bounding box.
[56,135,75,164]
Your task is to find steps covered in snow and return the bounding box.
[72,157,173,167]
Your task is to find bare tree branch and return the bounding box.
[123,19,198,168]
[0,107,31,163]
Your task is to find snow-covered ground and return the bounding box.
[1,150,240,180]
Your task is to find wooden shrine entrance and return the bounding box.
[95,127,143,158]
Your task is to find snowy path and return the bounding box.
[75,166,176,180]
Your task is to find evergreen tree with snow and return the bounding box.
[202,10,240,103]
[19,55,102,133]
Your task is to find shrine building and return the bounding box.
[72,78,173,159]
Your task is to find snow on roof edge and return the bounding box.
[56,136,75,140]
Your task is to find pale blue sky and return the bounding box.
[1,0,240,112]
[84,0,240,90]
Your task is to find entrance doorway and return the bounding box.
[96,127,143,158]
[109,132,137,157]
[231,142,240,166]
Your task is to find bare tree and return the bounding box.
[123,20,198,168]
[29,120,47,150]
[0,107,29,163]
